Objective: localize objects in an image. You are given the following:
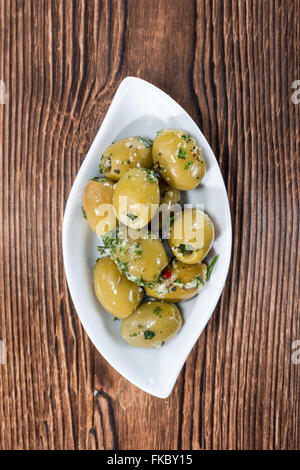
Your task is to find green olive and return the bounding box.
[121,301,182,348]
[101,137,153,181]
[145,259,207,302]
[168,208,214,264]
[94,257,143,319]
[159,181,180,207]
[82,178,116,236]
[100,227,169,284]
[113,168,159,229]
[153,129,206,190]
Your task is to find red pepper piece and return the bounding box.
[161,268,171,279]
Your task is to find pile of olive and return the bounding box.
[82,131,218,348]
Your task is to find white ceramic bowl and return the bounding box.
[62,77,232,398]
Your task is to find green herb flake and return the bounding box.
[81,206,87,219]
[195,276,204,288]
[178,244,194,255]
[135,275,143,286]
[144,330,155,340]
[206,255,220,281]
[134,243,142,257]
[127,213,139,221]
[90,176,109,182]
[153,306,162,316]
[144,169,158,183]
[130,333,138,337]
[113,317,119,321]
[178,148,186,159]
[116,258,129,274]
[119,242,129,255]
[97,246,106,255]
[184,160,193,170]
[143,280,156,289]
[174,279,183,284]
[138,137,153,148]
[181,134,191,142]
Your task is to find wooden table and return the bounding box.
[0,0,299,450]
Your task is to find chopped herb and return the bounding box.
[90,176,109,182]
[113,317,119,321]
[153,306,162,316]
[157,130,163,135]
[195,276,204,288]
[144,169,158,183]
[178,148,186,159]
[97,230,117,256]
[134,243,142,257]
[114,169,120,174]
[134,276,156,289]
[184,160,193,170]
[181,133,191,142]
[206,255,219,281]
[178,243,194,254]
[119,241,129,255]
[116,258,129,274]
[134,275,143,286]
[100,154,112,173]
[81,206,87,219]
[138,137,153,148]
[174,279,183,284]
[144,330,155,340]
[130,333,138,337]
[127,213,139,221]
[142,280,156,289]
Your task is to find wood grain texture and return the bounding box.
[0,0,299,450]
